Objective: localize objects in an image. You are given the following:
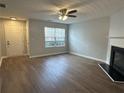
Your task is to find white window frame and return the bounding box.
[44,27,66,48]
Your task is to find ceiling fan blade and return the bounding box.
[68,10,77,14]
[67,15,77,17]
[0,3,6,8]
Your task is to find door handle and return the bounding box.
[7,41,10,46]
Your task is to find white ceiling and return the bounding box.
[0,0,124,24]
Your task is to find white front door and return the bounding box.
[4,20,25,56]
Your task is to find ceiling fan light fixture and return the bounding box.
[59,15,63,20]
[62,16,68,21]
[59,15,68,21]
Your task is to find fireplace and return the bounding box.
[99,46,124,83]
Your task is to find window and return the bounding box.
[45,27,65,48]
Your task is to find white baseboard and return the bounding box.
[0,56,8,67]
[30,51,69,58]
[70,52,106,63]
[5,54,29,58]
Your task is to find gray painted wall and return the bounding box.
[28,19,69,56]
[69,17,110,61]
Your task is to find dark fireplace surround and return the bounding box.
[99,46,124,83]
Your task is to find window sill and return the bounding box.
[45,46,65,48]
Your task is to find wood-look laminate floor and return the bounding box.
[1,54,124,93]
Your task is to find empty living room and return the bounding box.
[0,0,124,93]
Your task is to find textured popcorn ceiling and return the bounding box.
[0,0,124,24]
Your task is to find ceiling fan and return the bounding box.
[0,3,6,8]
[58,8,77,21]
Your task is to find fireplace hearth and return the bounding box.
[99,46,124,83]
